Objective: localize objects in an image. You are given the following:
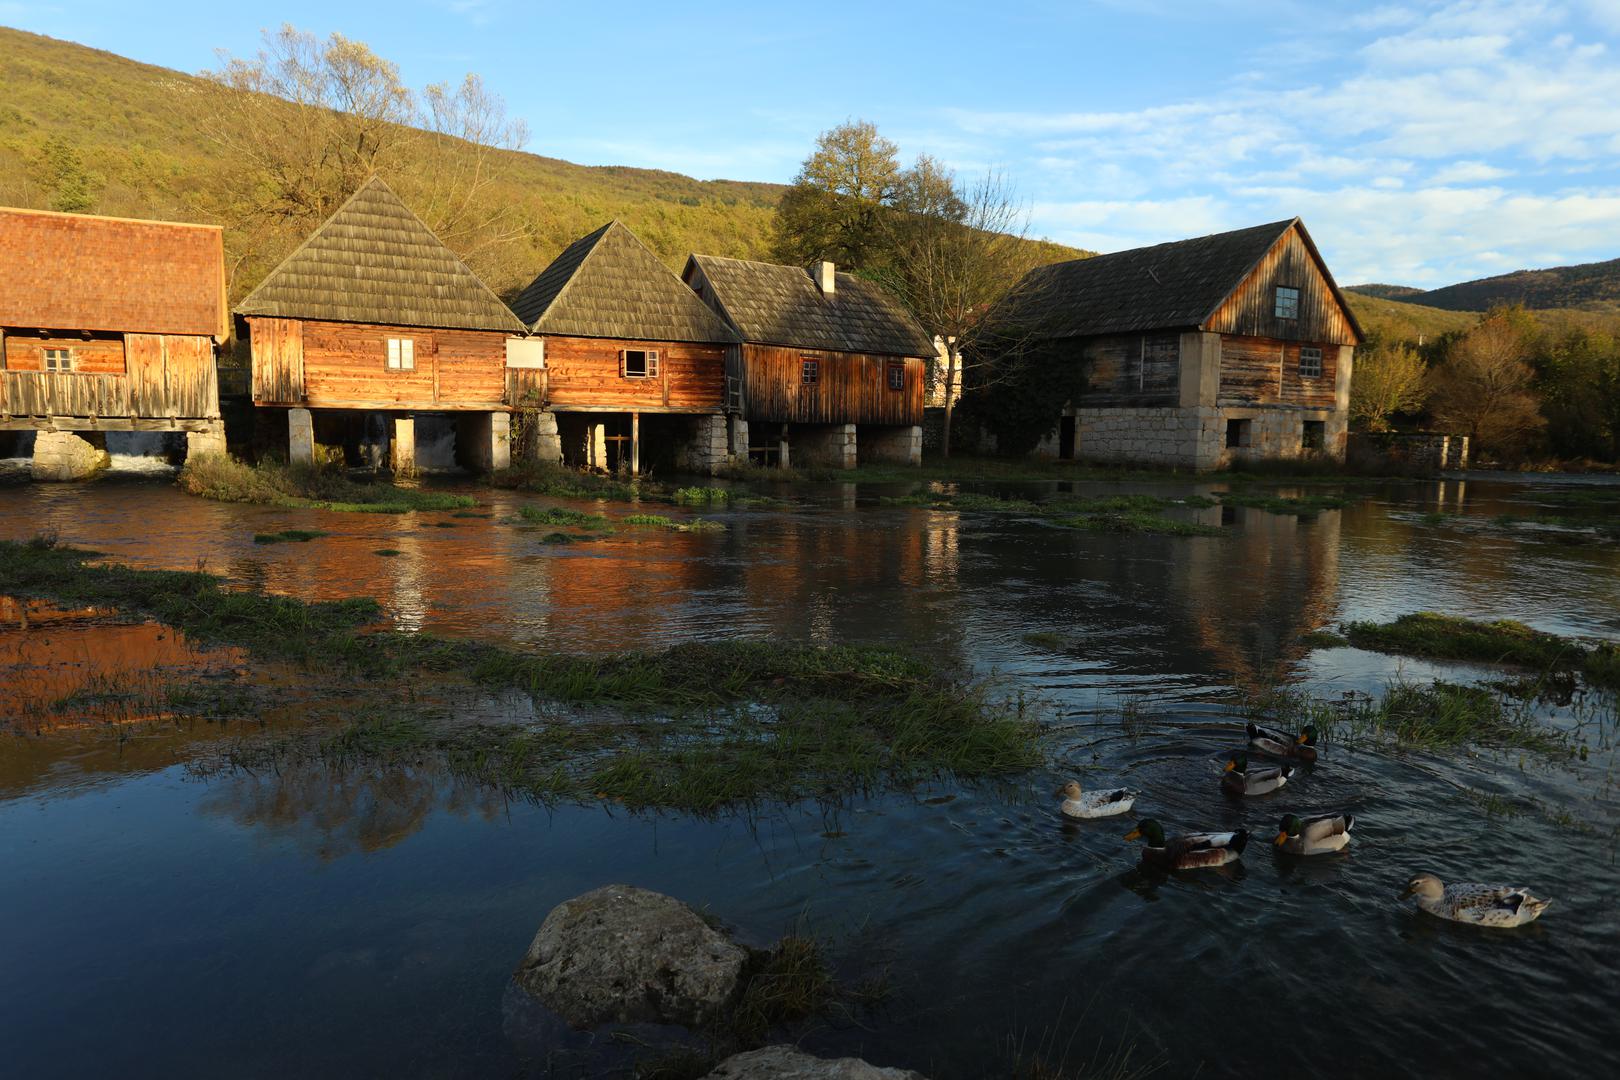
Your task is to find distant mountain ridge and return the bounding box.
[1349,255,1620,314]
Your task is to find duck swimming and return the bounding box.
[1221,752,1294,797]
[1246,721,1319,763]
[1402,874,1551,928]
[1057,779,1139,820]
[1124,819,1248,870]
[1274,812,1353,855]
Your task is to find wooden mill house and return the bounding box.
[236,177,531,473]
[682,255,933,467]
[0,206,227,480]
[984,218,1360,468]
[511,221,741,475]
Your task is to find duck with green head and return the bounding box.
[1274,812,1354,855]
[1124,818,1248,870]
[1246,721,1320,763]
[1221,751,1294,797]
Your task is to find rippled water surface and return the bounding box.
[2,469,1618,1078]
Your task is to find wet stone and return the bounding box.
[703,1045,928,1080]
[514,883,748,1030]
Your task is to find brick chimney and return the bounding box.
[815,260,836,296]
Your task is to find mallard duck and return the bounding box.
[1402,874,1551,928]
[1056,779,1139,819]
[1221,751,1293,796]
[1246,721,1319,762]
[1124,819,1248,870]
[1274,812,1353,855]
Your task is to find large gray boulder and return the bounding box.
[702,1046,928,1079]
[514,884,749,1030]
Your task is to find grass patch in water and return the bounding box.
[451,511,492,519]
[373,548,402,557]
[1219,489,1359,515]
[518,505,609,529]
[1050,511,1220,536]
[181,454,474,514]
[1342,611,1618,689]
[1022,631,1068,651]
[489,460,644,502]
[672,486,731,505]
[2,537,1040,811]
[539,532,575,544]
[252,529,327,544]
[1299,629,1349,649]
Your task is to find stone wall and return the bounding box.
[859,424,922,466]
[184,422,226,462]
[1068,404,1346,470]
[31,430,111,481]
[675,414,730,475]
[791,422,857,469]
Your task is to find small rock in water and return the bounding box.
[514,883,748,1030]
[703,1045,928,1079]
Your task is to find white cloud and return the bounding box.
[1429,160,1512,183]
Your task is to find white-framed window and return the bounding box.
[43,347,75,373]
[1299,346,1323,378]
[386,338,416,371]
[1275,286,1300,320]
[801,356,820,383]
[886,361,905,391]
[620,349,659,379]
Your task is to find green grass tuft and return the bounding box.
[518,505,609,528]
[253,529,327,544]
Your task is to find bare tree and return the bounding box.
[1350,341,1429,431]
[1430,310,1545,453]
[195,25,528,294]
[891,169,1044,456]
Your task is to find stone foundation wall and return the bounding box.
[184,422,227,462]
[675,415,730,475]
[32,430,111,482]
[791,423,857,469]
[859,424,922,466]
[1069,405,1347,470]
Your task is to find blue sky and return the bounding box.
[5,0,1620,286]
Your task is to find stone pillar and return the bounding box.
[676,414,730,475]
[490,411,511,472]
[778,424,790,469]
[589,423,608,470]
[31,430,110,482]
[792,423,856,469]
[391,415,416,476]
[1178,331,1222,409]
[528,409,562,465]
[184,421,227,462]
[727,415,748,462]
[630,412,640,476]
[858,424,922,465]
[288,408,315,466]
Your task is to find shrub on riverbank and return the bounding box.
[489,459,644,501]
[180,454,474,513]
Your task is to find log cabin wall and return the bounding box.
[1206,226,1357,346]
[249,317,509,410]
[1217,334,1340,409]
[741,345,923,425]
[1072,333,1182,407]
[544,336,726,413]
[1,330,217,421]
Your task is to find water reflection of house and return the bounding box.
[0,206,227,479]
[980,218,1361,468]
[511,222,743,476]
[682,255,934,469]
[236,177,529,473]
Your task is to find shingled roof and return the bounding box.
[997,218,1336,339]
[0,206,226,339]
[512,221,738,343]
[235,176,522,333]
[685,254,935,357]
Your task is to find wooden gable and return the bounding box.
[1205,222,1361,346]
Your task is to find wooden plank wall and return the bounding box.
[1074,333,1181,406]
[544,336,726,413]
[1218,335,1339,408]
[251,318,509,410]
[248,317,304,404]
[741,345,923,425]
[1,331,217,419]
[1207,226,1358,345]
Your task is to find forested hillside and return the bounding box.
[0,26,783,301]
[1348,258,1620,314]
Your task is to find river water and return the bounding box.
[1,469,1617,1078]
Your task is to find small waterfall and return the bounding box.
[415,415,460,472]
[105,431,183,474]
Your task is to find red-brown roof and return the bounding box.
[0,206,227,339]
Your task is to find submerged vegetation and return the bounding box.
[881,488,1221,536]
[1343,611,1619,690]
[252,528,327,544]
[181,454,474,514]
[490,460,645,502]
[1217,489,1361,515]
[1,537,1043,812]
